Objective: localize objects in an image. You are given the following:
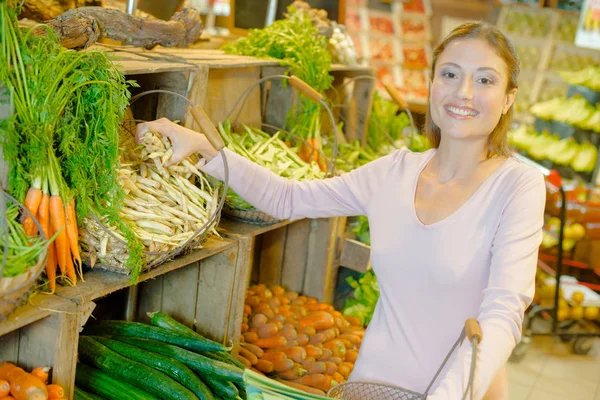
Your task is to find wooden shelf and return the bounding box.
[218,217,295,238]
[339,238,371,273]
[0,237,236,337]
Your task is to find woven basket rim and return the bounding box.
[223,205,282,225]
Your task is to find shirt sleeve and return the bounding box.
[200,148,402,220]
[427,167,546,400]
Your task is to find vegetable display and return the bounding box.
[509,124,598,173]
[530,97,600,133]
[80,122,219,269]
[238,284,365,396]
[0,2,140,284]
[223,4,333,155]
[218,121,324,211]
[79,313,245,400]
[342,270,380,328]
[0,362,66,400]
[560,66,600,91]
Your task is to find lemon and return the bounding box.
[584,307,599,320]
[557,308,569,321]
[563,239,576,252]
[558,298,569,310]
[570,223,586,240]
[570,306,584,320]
[571,291,585,305]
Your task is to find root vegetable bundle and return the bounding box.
[81,125,219,269]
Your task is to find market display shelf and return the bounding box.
[0,237,236,337]
[339,238,371,273]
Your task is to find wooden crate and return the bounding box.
[217,216,347,351]
[0,238,236,398]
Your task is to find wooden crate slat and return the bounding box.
[227,235,254,354]
[136,276,164,324]
[339,238,371,273]
[280,219,311,293]
[0,330,20,363]
[161,262,201,329]
[218,218,293,238]
[258,227,288,287]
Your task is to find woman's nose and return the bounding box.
[456,77,474,100]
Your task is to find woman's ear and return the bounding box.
[503,88,518,115]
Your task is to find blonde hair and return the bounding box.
[425,22,520,157]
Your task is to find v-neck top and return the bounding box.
[202,148,546,399]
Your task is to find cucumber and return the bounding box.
[202,351,246,371]
[117,337,244,384]
[93,336,214,400]
[86,320,226,353]
[234,382,247,400]
[78,336,198,400]
[201,378,238,400]
[76,364,158,400]
[74,386,107,400]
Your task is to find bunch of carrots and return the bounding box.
[0,362,67,400]
[298,137,328,173]
[21,154,82,293]
[236,284,365,396]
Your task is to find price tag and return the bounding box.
[0,83,13,121]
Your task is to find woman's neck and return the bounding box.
[430,136,490,184]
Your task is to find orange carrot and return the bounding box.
[260,352,287,363]
[271,286,285,297]
[317,348,332,361]
[241,323,249,333]
[332,372,345,384]
[257,323,279,339]
[278,347,306,363]
[275,378,326,396]
[254,336,287,349]
[276,363,307,380]
[38,194,56,294]
[291,374,334,391]
[49,195,70,278]
[304,345,323,359]
[323,340,346,359]
[243,332,259,343]
[251,314,268,328]
[324,361,338,375]
[29,368,49,385]
[243,304,252,315]
[255,360,274,374]
[272,358,294,373]
[65,253,77,285]
[0,362,47,400]
[238,348,258,366]
[297,333,309,347]
[0,379,9,397]
[301,360,326,374]
[345,350,358,363]
[46,384,65,398]
[65,200,82,279]
[22,183,43,237]
[241,343,264,359]
[298,311,335,330]
[235,355,252,369]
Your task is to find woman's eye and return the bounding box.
[442,71,456,79]
[478,77,493,85]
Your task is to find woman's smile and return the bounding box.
[443,104,480,119]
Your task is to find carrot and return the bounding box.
[260,352,287,363]
[22,182,43,237]
[344,316,361,327]
[338,334,362,346]
[324,340,347,359]
[38,194,56,294]
[235,355,252,369]
[0,379,10,397]
[245,295,260,307]
[3,397,15,400]
[309,333,327,345]
[332,372,345,384]
[243,332,259,343]
[298,326,316,337]
[272,358,294,373]
[238,348,258,365]
[290,305,308,318]
[284,292,298,302]
[254,336,287,349]
[278,296,291,306]
[317,348,332,361]
[321,328,337,342]
[49,195,70,278]
[258,288,273,302]
[337,364,351,380]
[65,199,82,278]
[257,323,279,338]
[254,304,274,318]
[251,314,268,328]
[305,297,318,305]
[291,374,334,392]
[294,296,308,306]
[282,326,297,341]
[243,304,252,315]
[337,338,353,350]
[301,360,326,374]
[278,347,306,363]
[298,311,334,330]
[255,360,274,374]
[28,368,48,385]
[241,343,264,359]
[65,254,77,285]
[46,384,64,398]
[268,298,281,310]
[241,322,249,333]
[275,378,327,396]
[329,356,343,366]
[276,363,306,380]
[334,316,349,332]
[324,361,337,375]
[0,362,47,400]
[304,345,323,359]
[345,350,358,363]
[272,286,285,297]
[270,314,285,323]
[296,333,309,346]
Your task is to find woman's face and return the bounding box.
[429,38,516,143]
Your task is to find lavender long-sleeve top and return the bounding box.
[202,147,545,399]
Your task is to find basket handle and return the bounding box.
[289,75,323,104]
[384,83,408,109]
[465,318,482,344]
[190,106,225,151]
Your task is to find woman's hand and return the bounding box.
[136,118,219,166]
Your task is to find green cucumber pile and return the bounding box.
[75,312,246,400]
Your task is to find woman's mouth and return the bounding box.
[444,105,479,119]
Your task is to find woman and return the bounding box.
[138,22,545,399]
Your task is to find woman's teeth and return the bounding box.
[447,106,478,117]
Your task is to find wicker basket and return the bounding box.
[222,205,282,226]
[0,190,48,321]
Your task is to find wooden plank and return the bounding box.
[0,237,235,336]
[350,78,375,144]
[156,70,195,122]
[136,275,164,324]
[218,217,294,238]
[302,218,342,303]
[17,316,57,372]
[184,64,210,133]
[194,248,238,344]
[261,65,293,132]
[205,66,262,126]
[281,219,311,293]
[0,330,20,363]
[258,227,288,287]
[339,238,371,273]
[161,262,201,329]
[52,304,80,399]
[226,237,252,354]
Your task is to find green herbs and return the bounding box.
[343,270,380,327]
